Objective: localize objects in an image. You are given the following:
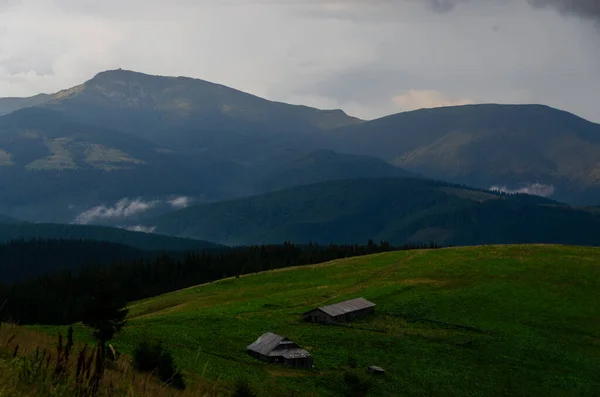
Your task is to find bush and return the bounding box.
[232,378,257,397]
[347,353,358,368]
[133,340,185,390]
[343,371,372,397]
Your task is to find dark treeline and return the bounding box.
[0,240,440,325]
[0,239,152,283]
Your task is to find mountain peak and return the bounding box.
[92,68,163,79]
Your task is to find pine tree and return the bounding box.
[80,272,128,359]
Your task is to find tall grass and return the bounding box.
[0,323,229,397]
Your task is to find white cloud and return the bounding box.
[74,198,160,224]
[168,196,192,209]
[392,90,475,112]
[490,183,556,197]
[125,225,157,234]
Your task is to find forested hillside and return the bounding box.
[255,149,411,193]
[0,222,222,251]
[143,177,600,246]
[0,239,157,283]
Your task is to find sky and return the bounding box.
[0,0,598,122]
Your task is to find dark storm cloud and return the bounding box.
[426,0,600,20]
[308,0,600,20]
[528,0,600,21]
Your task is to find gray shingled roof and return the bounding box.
[247,333,311,358]
[247,332,285,356]
[315,297,375,317]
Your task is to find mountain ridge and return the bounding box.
[139,177,600,247]
[329,103,600,204]
[0,221,223,251]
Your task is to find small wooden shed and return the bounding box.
[247,332,313,369]
[303,297,376,324]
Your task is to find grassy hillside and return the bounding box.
[43,245,600,396]
[0,222,223,251]
[144,177,600,246]
[331,104,600,205]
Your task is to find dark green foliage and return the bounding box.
[342,371,372,397]
[0,239,150,283]
[232,378,257,397]
[147,177,600,247]
[347,353,358,369]
[0,238,223,283]
[80,272,128,348]
[133,340,185,389]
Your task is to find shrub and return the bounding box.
[232,378,257,397]
[133,340,185,390]
[342,370,372,397]
[347,353,358,369]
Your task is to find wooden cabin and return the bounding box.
[247,332,313,369]
[303,297,375,324]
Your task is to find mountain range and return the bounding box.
[329,104,600,204]
[0,69,599,247]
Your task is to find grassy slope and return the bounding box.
[42,245,600,396]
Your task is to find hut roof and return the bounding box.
[247,332,311,359]
[308,297,375,317]
[247,332,285,356]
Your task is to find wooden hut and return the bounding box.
[303,297,375,324]
[247,332,313,369]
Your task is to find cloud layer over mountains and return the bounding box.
[74,196,193,225]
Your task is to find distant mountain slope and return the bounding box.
[143,177,600,246]
[330,104,600,204]
[0,214,18,223]
[0,94,51,116]
[0,222,223,251]
[0,107,250,222]
[255,150,412,193]
[35,69,361,165]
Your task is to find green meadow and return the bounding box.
[40,245,600,396]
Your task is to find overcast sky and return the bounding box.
[0,0,598,122]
